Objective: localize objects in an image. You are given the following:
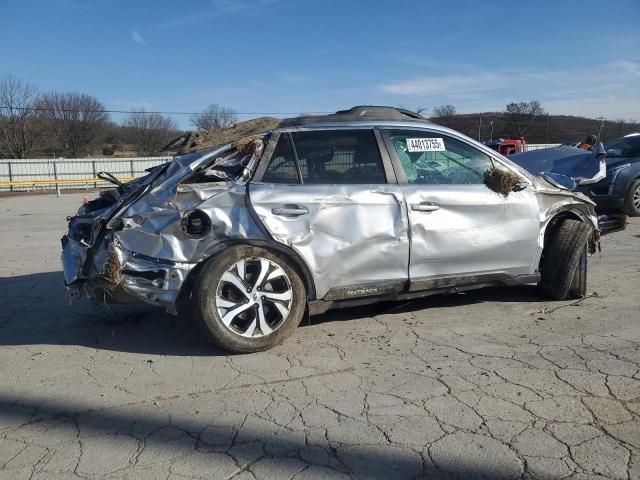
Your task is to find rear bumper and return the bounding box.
[61,218,196,314]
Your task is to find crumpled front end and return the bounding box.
[62,136,270,314]
[509,143,607,187]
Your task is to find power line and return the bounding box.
[0,105,332,116]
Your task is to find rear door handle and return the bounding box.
[411,203,440,212]
[271,205,309,217]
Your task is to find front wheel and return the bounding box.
[192,246,306,353]
[538,219,591,300]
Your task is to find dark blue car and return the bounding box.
[578,135,640,216]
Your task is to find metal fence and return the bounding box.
[0,144,562,192]
[0,156,172,192]
[525,143,561,151]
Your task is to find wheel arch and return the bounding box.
[543,209,586,249]
[538,206,595,273]
[176,239,317,310]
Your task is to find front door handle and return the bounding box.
[272,205,309,217]
[411,203,440,212]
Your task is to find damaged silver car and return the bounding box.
[62,106,609,352]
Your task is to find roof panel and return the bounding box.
[280,106,432,127]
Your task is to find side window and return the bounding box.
[606,137,640,158]
[291,130,386,184]
[262,134,299,183]
[388,130,494,185]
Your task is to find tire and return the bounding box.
[538,219,591,300]
[569,245,587,298]
[623,179,640,217]
[192,245,306,353]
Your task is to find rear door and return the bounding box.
[381,128,540,290]
[249,129,409,300]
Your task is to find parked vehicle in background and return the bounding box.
[62,106,610,353]
[576,134,640,216]
[484,138,527,156]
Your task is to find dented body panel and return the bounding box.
[249,183,409,299]
[61,109,603,316]
[399,184,541,281]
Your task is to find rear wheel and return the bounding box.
[192,245,306,353]
[538,219,591,300]
[623,179,640,217]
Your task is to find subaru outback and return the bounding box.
[62,106,603,352]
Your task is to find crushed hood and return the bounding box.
[509,143,607,188]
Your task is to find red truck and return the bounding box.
[485,138,527,156]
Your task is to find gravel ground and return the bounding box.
[1,193,639,480]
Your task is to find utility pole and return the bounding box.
[490,119,494,141]
[597,117,605,139]
[478,113,482,141]
[545,114,549,143]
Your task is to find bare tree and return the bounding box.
[36,92,109,157]
[504,100,545,138]
[608,118,629,140]
[0,75,42,158]
[431,104,457,128]
[191,104,237,130]
[124,109,177,155]
[432,104,457,117]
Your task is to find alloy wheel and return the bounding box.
[215,257,293,338]
[634,184,640,210]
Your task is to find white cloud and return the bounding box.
[381,72,507,96]
[131,30,146,46]
[157,0,282,28]
[379,61,640,120]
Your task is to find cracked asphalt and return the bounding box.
[1,192,640,480]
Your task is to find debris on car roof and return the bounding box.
[163,117,283,154]
[163,106,431,154]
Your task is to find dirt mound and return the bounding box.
[163,117,282,154]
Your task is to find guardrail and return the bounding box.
[0,157,172,192]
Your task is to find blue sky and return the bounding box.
[1,0,639,128]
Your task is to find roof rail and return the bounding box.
[281,105,431,127]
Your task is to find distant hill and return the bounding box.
[430,112,640,144]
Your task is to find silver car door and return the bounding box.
[381,128,541,290]
[249,129,409,300]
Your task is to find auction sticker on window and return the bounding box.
[406,138,446,152]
